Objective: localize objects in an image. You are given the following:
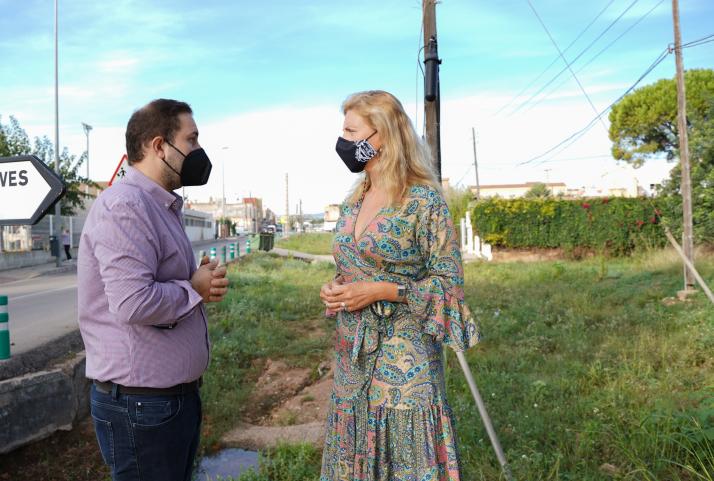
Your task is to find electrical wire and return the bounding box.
[524,31,714,166]
[509,0,641,117]
[518,47,670,166]
[492,0,617,116]
[522,0,666,115]
[526,0,609,132]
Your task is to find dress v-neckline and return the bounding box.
[352,187,387,244]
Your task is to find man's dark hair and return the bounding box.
[125,99,192,165]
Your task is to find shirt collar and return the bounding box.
[124,166,183,211]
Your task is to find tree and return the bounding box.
[608,68,714,243]
[609,69,714,167]
[0,115,95,216]
[524,182,552,199]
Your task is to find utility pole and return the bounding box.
[299,199,303,233]
[284,173,290,233]
[423,0,442,182]
[671,0,695,291]
[82,122,92,194]
[53,0,62,267]
[471,127,481,200]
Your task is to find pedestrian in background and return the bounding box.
[61,228,71,260]
[78,98,228,481]
[319,90,481,480]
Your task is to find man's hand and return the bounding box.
[191,259,229,303]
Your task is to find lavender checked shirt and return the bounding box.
[78,166,209,388]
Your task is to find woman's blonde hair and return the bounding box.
[342,90,439,206]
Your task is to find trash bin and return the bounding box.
[49,235,60,257]
[259,232,275,252]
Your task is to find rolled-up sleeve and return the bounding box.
[92,199,202,326]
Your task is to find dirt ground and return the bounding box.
[0,417,109,481]
[0,320,333,480]
[221,357,334,451]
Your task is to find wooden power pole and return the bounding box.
[423,0,442,182]
[472,127,481,200]
[671,0,696,291]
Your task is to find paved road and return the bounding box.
[0,272,78,356]
[0,236,254,357]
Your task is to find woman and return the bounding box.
[319,90,481,481]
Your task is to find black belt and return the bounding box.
[93,377,202,396]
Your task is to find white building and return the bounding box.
[183,209,214,242]
[470,182,568,199]
[323,204,341,232]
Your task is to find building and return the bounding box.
[188,197,264,235]
[470,182,568,199]
[323,204,341,232]
[1,181,106,253]
[183,209,214,242]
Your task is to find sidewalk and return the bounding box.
[0,260,77,284]
[271,248,335,265]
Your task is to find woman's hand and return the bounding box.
[320,277,345,315]
[324,281,397,313]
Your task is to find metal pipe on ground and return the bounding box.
[455,351,515,481]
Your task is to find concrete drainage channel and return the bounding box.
[0,330,89,455]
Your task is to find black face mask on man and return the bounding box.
[335,131,379,173]
[163,140,212,186]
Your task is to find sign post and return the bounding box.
[0,155,66,226]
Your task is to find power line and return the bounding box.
[455,164,474,187]
[522,0,666,115]
[681,33,714,48]
[526,0,609,132]
[492,0,616,116]
[519,47,670,166]
[524,31,714,166]
[509,0,641,117]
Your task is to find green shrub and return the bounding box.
[471,197,668,255]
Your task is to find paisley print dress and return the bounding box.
[320,184,481,481]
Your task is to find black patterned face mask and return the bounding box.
[164,140,212,186]
[335,131,378,173]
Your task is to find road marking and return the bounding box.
[11,284,77,301]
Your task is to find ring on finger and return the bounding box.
[341,301,346,309]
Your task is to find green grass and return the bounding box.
[226,443,322,481]
[275,233,334,256]
[200,253,334,451]
[450,249,714,480]
[205,249,714,480]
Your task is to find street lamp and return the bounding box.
[53,0,62,267]
[82,122,92,193]
[220,146,229,237]
[221,147,228,217]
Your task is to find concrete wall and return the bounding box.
[0,250,53,271]
[0,352,90,455]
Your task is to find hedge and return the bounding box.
[471,197,668,255]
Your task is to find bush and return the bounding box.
[471,197,668,255]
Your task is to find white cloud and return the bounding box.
[98,55,140,74]
[23,92,674,216]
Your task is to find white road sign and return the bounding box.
[0,155,66,225]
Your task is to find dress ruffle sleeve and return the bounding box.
[405,188,481,352]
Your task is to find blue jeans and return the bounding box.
[90,384,202,481]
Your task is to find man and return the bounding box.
[78,99,229,481]
[61,228,71,260]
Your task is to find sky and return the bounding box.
[1,0,712,214]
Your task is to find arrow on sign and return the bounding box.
[0,155,66,226]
